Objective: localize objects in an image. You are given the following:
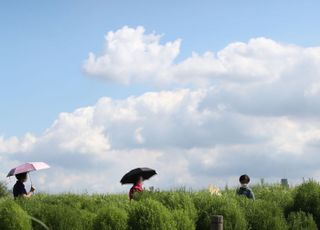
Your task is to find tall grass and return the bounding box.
[1,181,320,230]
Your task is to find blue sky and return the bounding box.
[1,0,319,136]
[1,1,320,193]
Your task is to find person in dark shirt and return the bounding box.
[13,173,35,198]
[236,174,255,200]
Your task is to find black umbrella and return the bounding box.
[120,167,157,184]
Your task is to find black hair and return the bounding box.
[15,173,27,181]
[135,176,143,185]
[239,174,250,184]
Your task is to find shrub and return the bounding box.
[12,184,320,230]
[128,198,176,230]
[79,210,96,230]
[26,203,93,230]
[291,181,320,228]
[93,206,128,230]
[172,209,195,230]
[0,181,9,198]
[287,211,317,230]
[253,184,294,215]
[240,198,287,230]
[138,191,197,223]
[88,194,130,212]
[192,192,247,230]
[0,198,32,230]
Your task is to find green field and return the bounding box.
[0,181,320,230]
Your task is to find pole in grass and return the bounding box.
[210,215,223,230]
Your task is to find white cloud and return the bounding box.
[134,127,145,144]
[2,87,320,193]
[83,26,180,84]
[0,133,36,153]
[2,27,320,193]
[83,26,320,86]
[39,107,110,155]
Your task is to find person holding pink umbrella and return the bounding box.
[13,173,35,198]
[7,162,50,198]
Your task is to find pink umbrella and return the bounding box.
[7,162,50,177]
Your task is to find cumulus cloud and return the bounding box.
[83,26,181,84]
[2,27,320,193]
[83,26,320,86]
[0,134,36,153]
[2,87,320,193]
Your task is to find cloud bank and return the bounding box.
[2,26,320,193]
[83,26,320,86]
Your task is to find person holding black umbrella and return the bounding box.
[129,176,144,200]
[120,167,157,200]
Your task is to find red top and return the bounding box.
[129,182,143,200]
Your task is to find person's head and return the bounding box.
[15,173,28,182]
[239,174,250,185]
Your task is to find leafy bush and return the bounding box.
[93,206,128,230]
[172,209,195,230]
[128,198,176,230]
[10,183,320,230]
[253,184,294,214]
[24,202,94,230]
[291,181,320,228]
[192,192,247,230]
[287,211,317,230]
[138,191,197,223]
[36,193,131,213]
[0,181,9,198]
[240,198,287,230]
[0,198,32,230]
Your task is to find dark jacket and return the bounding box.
[236,185,255,200]
[13,181,27,198]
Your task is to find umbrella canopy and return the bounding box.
[120,167,157,184]
[7,162,50,177]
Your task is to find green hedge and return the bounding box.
[5,183,320,230]
[192,192,247,230]
[0,181,9,198]
[94,206,128,230]
[128,198,176,230]
[172,209,195,230]
[0,198,32,230]
[240,198,287,230]
[287,211,317,230]
[291,181,320,228]
[136,191,197,224]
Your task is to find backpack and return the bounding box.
[237,187,254,199]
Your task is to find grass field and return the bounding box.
[0,181,320,230]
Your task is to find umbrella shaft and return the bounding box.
[29,173,33,186]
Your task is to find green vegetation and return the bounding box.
[291,181,320,227]
[128,198,175,230]
[0,198,32,230]
[287,211,317,230]
[1,181,320,229]
[0,181,9,198]
[94,206,128,230]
